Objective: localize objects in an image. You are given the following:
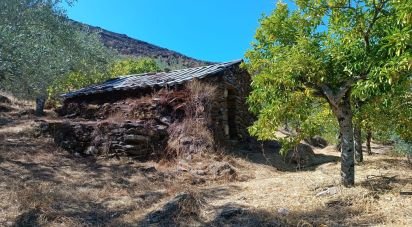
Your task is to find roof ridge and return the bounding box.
[62,59,243,99]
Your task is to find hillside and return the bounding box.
[1,94,411,226]
[73,20,212,69]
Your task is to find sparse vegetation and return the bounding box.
[1,98,411,226]
[1,0,411,226]
[167,80,217,158]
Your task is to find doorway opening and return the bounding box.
[227,88,238,140]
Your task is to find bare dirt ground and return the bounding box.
[1,98,411,226]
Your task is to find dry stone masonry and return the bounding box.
[39,60,253,158]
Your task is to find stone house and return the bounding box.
[51,60,252,157]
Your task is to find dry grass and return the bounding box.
[199,146,412,226]
[1,98,411,226]
[166,80,217,158]
[0,91,35,108]
[1,130,411,226]
[167,118,215,157]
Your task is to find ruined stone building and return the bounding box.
[43,60,252,158]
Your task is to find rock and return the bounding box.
[208,162,237,178]
[126,128,147,135]
[156,124,168,130]
[316,186,339,197]
[40,120,166,158]
[286,143,315,166]
[160,116,172,125]
[277,208,289,216]
[85,146,98,155]
[123,145,137,150]
[124,134,150,143]
[305,136,328,148]
[110,128,125,134]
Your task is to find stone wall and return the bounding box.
[50,65,252,157]
[37,120,168,159]
[203,65,253,145]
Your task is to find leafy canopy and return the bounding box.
[47,58,161,102]
[0,0,112,98]
[245,0,411,148]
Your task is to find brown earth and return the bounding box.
[1,95,411,226]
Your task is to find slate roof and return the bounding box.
[62,59,243,99]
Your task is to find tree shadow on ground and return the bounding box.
[138,197,384,227]
[358,174,412,194]
[364,157,412,169]
[0,135,173,226]
[232,142,339,172]
[208,199,385,226]
[13,199,133,226]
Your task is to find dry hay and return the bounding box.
[166,80,218,158]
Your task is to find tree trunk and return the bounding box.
[336,132,342,152]
[331,94,355,187]
[354,121,363,163]
[35,96,46,116]
[366,128,372,155]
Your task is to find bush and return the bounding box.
[47,58,161,107]
[390,135,412,157]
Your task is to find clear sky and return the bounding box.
[64,0,284,62]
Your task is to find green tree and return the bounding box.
[48,58,161,103]
[0,0,112,114]
[110,58,160,76]
[245,0,411,187]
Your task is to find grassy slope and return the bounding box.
[0,96,411,226]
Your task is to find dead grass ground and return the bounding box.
[0,97,411,226]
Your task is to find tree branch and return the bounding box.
[364,0,388,50]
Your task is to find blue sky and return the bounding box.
[65,0,285,62]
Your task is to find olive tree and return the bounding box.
[48,58,161,103]
[245,0,411,187]
[0,0,112,114]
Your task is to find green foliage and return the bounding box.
[245,0,411,145]
[47,58,161,103]
[0,0,112,99]
[109,58,160,76]
[360,80,412,143]
[391,135,412,156]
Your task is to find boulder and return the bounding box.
[305,136,328,148]
[286,143,315,166]
[207,162,237,179]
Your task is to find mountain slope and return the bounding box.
[75,21,212,69]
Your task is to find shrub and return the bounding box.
[47,58,161,107]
